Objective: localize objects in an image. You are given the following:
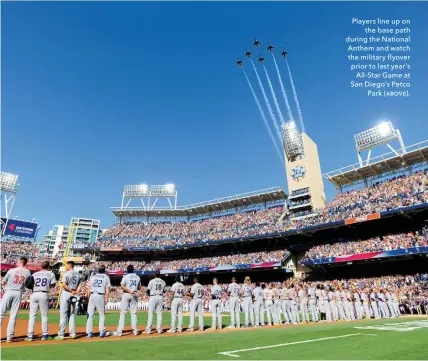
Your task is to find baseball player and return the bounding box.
[187,277,204,331]
[114,265,142,336]
[298,285,309,323]
[354,290,363,320]
[272,283,281,325]
[280,283,291,324]
[0,257,31,343]
[168,275,185,333]
[361,289,371,319]
[86,266,111,338]
[289,284,299,324]
[210,278,223,330]
[55,261,82,340]
[391,292,401,317]
[377,290,390,318]
[262,283,273,326]
[252,282,264,327]
[227,277,241,328]
[346,289,355,320]
[370,289,380,319]
[26,261,57,341]
[328,286,338,322]
[241,276,254,328]
[145,271,166,334]
[322,286,331,322]
[335,287,346,321]
[385,290,397,317]
[308,285,318,322]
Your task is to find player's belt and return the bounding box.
[243,296,251,298]
[34,291,48,293]
[91,292,105,295]
[174,296,183,299]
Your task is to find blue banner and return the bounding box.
[1,218,38,239]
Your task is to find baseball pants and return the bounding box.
[371,302,380,318]
[379,301,390,318]
[354,302,363,319]
[242,297,253,326]
[211,299,222,329]
[324,301,332,321]
[363,302,371,319]
[281,300,291,324]
[189,298,203,330]
[146,295,163,333]
[117,293,138,335]
[0,290,23,340]
[309,299,318,322]
[329,301,338,321]
[344,301,354,320]
[58,291,77,337]
[253,301,264,326]
[387,301,396,317]
[264,301,274,325]
[229,298,240,327]
[28,292,49,338]
[86,294,106,334]
[299,299,309,322]
[170,298,183,331]
[393,301,401,317]
[290,300,299,324]
[336,301,347,320]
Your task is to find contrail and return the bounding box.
[242,69,284,164]
[286,59,305,133]
[263,65,285,125]
[250,60,283,144]
[271,53,294,122]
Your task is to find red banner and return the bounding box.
[345,213,380,225]
[100,247,122,252]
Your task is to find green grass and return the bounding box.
[4,314,428,360]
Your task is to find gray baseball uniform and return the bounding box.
[263,288,274,325]
[361,292,371,319]
[242,284,254,326]
[27,270,56,338]
[0,266,31,341]
[280,288,291,324]
[328,291,338,321]
[385,292,396,317]
[146,277,166,333]
[272,288,281,325]
[170,282,184,331]
[370,292,380,318]
[211,284,223,329]
[308,287,318,322]
[189,283,204,330]
[227,282,241,327]
[86,273,111,335]
[117,273,141,335]
[289,288,299,324]
[298,288,309,322]
[354,292,363,319]
[377,292,390,318]
[391,293,400,317]
[252,286,264,326]
[58,269,81,337]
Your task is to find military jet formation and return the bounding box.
[237,39,288,67]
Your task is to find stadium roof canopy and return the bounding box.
[111,187,287,218]
[324,140,428,189]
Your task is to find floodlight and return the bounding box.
[123,184,149,197]
[282,121,304,161]
[0,172,19,193]
[354,121,399,152]
[165,184,175,193]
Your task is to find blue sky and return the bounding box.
[2,2,428,238]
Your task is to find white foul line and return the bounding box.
[218,333,376,358]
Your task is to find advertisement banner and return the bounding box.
[1,218,38,239]
[345,213,380,225]
[100,247,122,252]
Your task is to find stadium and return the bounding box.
[1,4,428,360]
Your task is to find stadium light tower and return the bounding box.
[121,183,178,210]
[354,121,406,167]
[0,172,19,236]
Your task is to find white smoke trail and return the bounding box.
[272,54,294,122]
[250,60,283,144]
[286,59,305,133]
[243,69,284,164]
[263,65,285,125]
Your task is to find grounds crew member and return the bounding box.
[86,265,111,338]
[26,261,56,341]
[0,257,31,343]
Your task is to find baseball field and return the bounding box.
[1,312,428,360]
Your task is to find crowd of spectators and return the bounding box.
[1,240,54,267]
[91,249,289,272]
[98,170,427,250]
[301,228,428,261]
